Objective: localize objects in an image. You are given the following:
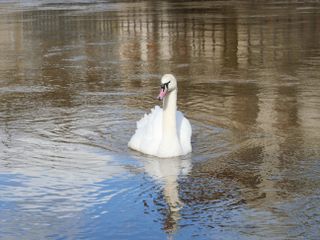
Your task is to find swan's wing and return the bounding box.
[128,106,163,155]
[177,111,192,154]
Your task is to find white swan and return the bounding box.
[128,74,192,158]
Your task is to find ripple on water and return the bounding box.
[0,86,51,94]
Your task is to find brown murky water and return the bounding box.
[0,1,320,239]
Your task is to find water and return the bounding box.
[0,0,320,239]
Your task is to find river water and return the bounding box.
[0,1,320,239]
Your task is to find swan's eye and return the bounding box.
[160,81,170,90]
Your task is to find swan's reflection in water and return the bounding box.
[134,154,192,233]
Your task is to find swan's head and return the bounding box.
[157,74,177,101]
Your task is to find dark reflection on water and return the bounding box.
[1,0,320,239]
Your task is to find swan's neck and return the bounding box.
[163,89,177,138]
[158,88,182,157]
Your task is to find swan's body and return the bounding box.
[128,106,191,157]
[128,74,192,158]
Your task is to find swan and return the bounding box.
[128,74,192,158]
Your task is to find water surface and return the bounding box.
[1,1,320,239]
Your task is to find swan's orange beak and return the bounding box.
[157,88,167,101]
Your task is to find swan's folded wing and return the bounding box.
[177,111,192,154]
[128,106,163,155]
